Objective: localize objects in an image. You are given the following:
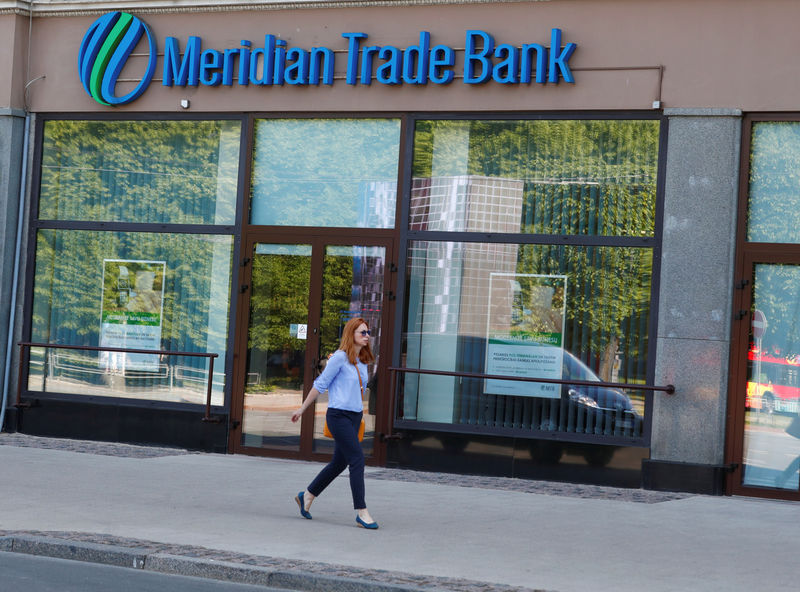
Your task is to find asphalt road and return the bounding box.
[0,552,292,592]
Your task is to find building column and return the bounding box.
[644,108,742,493]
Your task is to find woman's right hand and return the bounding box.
[292,387,319,423]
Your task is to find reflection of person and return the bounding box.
[776,413,800,489]
[126,270,161,313]
[291,317,378,529]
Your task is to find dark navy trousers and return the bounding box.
[307,407,366,509]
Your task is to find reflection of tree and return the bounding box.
[748,123,800,242]
[33,119,239,358]
[40,120,239,225]
[321,254,356,356]
[753,265,800,357]
[246,250,374,387]
[517,245,652,380]
[248,253,310,355]
[413,119,658,381]
[32,230,232,358]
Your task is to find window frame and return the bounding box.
[391,111,668,447]
[726,113,800,500]
[22,113,248,413]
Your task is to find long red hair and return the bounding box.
[339,317,375,365]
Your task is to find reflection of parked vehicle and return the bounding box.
[560,351,643,436]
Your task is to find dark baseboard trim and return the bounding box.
[642,459,727,495]
[11,399,228,453]
[2,406,19,433]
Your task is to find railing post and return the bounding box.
[204,356,215,422]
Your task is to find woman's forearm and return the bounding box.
[291,387,320,422]
[301,387,320,412]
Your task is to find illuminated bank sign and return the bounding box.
[80,11,577,106]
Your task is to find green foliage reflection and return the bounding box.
[39,120,240,224]
[748,122,800,243]
[412,119,659,237]
[32,230,233,357]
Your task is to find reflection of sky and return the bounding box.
[250,119,400,228]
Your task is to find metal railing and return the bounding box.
[18,342,220,422]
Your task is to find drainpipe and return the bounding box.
[1,111,30,432]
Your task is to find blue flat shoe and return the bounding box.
[295,491,312,519]
[356,515,378,530]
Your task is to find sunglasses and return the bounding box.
[357,330,371,336]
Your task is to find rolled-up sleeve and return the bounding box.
[313,350,345,393]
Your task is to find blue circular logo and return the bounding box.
[78,12,157,106]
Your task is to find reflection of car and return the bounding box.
[560,351,643,436]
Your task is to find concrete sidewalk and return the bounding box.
[0,434,797,592]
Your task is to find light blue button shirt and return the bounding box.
[313,350,366,412]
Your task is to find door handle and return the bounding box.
[379,432,404,442]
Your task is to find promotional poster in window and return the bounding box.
[485,273,567,398]
[100,259,166,372]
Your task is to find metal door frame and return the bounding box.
[725,113,800,500]
[229,228,397,466]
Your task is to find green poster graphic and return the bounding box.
[100,259,166,371]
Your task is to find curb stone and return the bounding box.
[7,535,147,569]
[0,531,545,592]
[148,554,427,592]
[2,537,431,592]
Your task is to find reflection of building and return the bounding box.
[406,176,522,421]
[346,246,385,347]
[409,176,522,336]
[359,181,396,229]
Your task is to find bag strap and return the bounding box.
[354,361,364,396]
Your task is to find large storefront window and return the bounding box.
[39,120,240,225]
[28,230,232,406]
[27,119,240,407]
[249,118,401,228]
[400,118,660,442]
[401,241,651,439]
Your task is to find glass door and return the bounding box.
[312,244,388,458]
[231,235,393,462]
[735,256,800,494]
[240,243,312,451]
[728,117,800,499]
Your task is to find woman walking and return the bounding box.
[291,317,378,529]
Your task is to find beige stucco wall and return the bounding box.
[0,14,28,110]
[20,0,800,114]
